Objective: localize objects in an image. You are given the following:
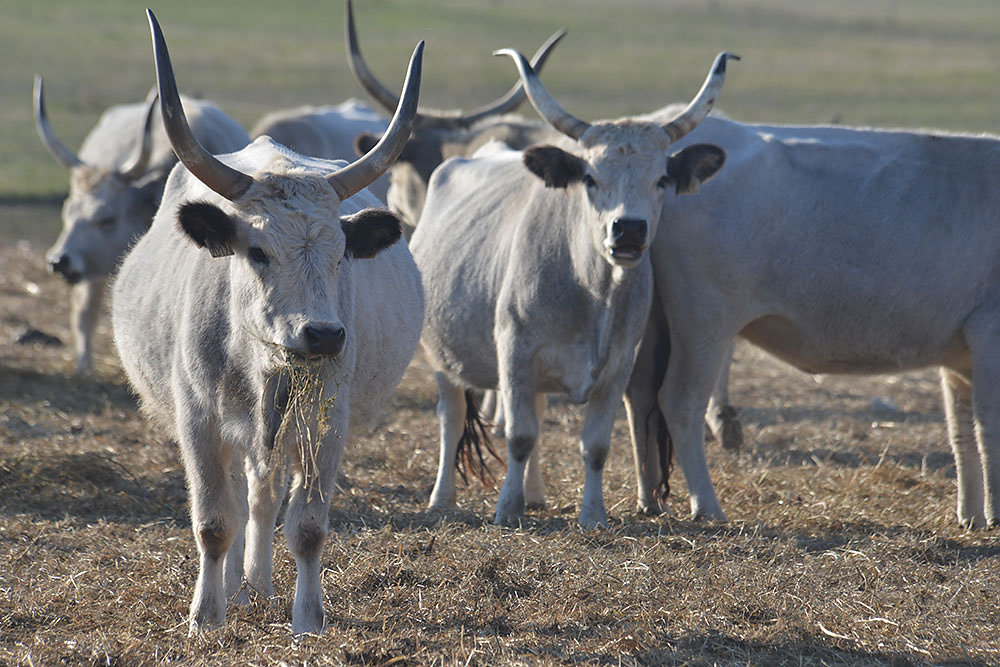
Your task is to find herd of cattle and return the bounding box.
[29,2,1000,636]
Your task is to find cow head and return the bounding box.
[35,78,163,283]
[148,9,418,367]
[346,0,565,224]
[499,49,734,268]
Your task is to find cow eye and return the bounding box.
[583,174,597,189]
[656,175,671,190]
[248,247,269,265]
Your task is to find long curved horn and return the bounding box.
[661,51,739,143]
[345,0,403,114]
[118,87,158,181]
[327,41,423,201]
[147,9,252,201]
[457,28,568,128]
[33,76,85,169]
[493,48,590,140]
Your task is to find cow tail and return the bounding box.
[642,331,673,502]
[455,390,506,486]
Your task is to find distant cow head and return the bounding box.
[500,49,734,268]
[35,78,163,283]
[346,0,565,224]
[148,10,419,366]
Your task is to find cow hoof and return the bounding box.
[690,501,727,523]
[188,614,224,636]
[427,492,456,509]
[957,511,987,530]
[525,500,548,511]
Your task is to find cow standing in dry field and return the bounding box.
[412,49,734,527]
[250,98,392,202]
[624,115,1000,529]
[34,77,248,374]
[345,0,566,225]
[112,11,424,634]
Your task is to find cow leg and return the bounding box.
[224,456,248,603]
[284,403,346,635]
[243,458,288,600]
[428,372,466,508]
[578,386,620,529]
[624,314,667,514]
[523,393,548,509]
[963,318,1000,527]
[482,390,507,438]
[661,335,729,521]
[940,368,985,528]
[494,386,539,526]
[706,342,743,452]
[178,418,244,634]
[70,278,105,375]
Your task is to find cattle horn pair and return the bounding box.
[147,9,423,202]
[34,76,157,180]
[346,0,566,128]
[494,49,739,142]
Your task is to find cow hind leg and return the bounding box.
[243,458,288,601]
[428,372,467,509]
[70,278,105,375]
[705,342,743,452]
[624,316,668,514]
[940,368,985,529]
[523,394,548,509]
[224,457,249,604]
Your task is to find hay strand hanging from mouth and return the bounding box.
[267,352,341,503]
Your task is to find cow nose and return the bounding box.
[49,254,71,275]
[611,218,647,245]
[303,324,346,357]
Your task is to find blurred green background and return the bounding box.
[1,0,997,241]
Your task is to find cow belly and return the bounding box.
[739,314,968,375]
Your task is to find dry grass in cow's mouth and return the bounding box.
[266,350,341,503]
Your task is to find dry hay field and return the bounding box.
[2,238,999,666]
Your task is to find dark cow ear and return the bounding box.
[353,132,381,157]
[666,143,726,195]
[340,208,402,259]
[523,145,587,189]
[177,202,236,257]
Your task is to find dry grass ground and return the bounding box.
[2,236,999,666]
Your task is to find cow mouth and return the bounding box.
[57,271,84,285]
[609,244,644,262]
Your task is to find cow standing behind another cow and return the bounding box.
[624,115,1000,528]
[34,78,249,374]
[112,11,424,634]
[412,49,734,527]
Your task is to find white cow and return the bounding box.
[112,11,424,634]
[623,115,1000,528]
[250,99,391,202]
[34,78,248,374]
[412,49,734,528]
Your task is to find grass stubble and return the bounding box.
[2,241,999,666]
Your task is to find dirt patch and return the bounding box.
[1,242,997,666]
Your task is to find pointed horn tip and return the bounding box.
[713,52,741,74]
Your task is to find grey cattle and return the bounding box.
[34,78,248,374]
[250,98,391,202]
[411,49,733,528]
[112,11,424,634]
[623,115,1000,528]
[345,0,565,225]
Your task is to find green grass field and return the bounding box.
[1,0,997,217]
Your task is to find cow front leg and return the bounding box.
[706,342,743,452]
[428,372,467,508]
[578,388,620,529]
[243,457,288,600]
[70,278,105,375]
[940,368,985,529]
[523,394,548,509]
[494,386,539,527]
[284,401,346,635]
[178,422,244,634]
[661,335,730,521]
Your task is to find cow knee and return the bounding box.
[507,435,535,464]
[288,522,327,561]
[197,519,234,561]
[583,444,610,471]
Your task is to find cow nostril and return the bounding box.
[611,221,623,240]
[611,218,647,244]
[304,324,346,357]
[50,255,70,274]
